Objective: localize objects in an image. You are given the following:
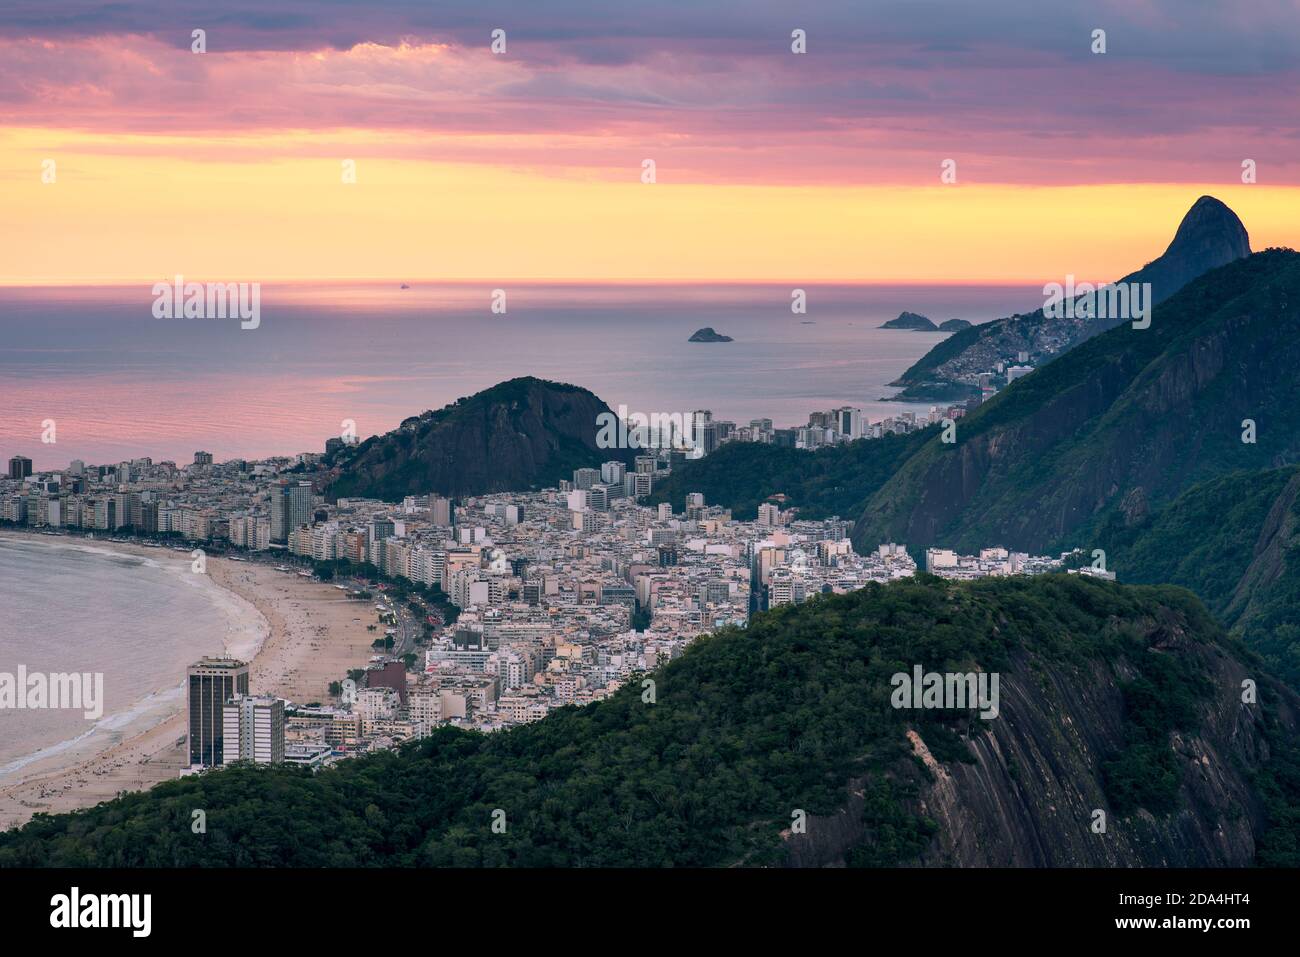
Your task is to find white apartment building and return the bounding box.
[221,695,285,765]
[407,685,443,735]
[355,686,400,734]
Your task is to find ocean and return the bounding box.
[0,535,261,782]
[0,280,1044,785]
[0,282,1041,469]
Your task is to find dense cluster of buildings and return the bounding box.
[0,393,971,536]
[6,398,1091,769]
[687,402,969,452]
[931,338,1041,391]
[157,469,920,766]
[925,546,1115,581]
[4,443,919,766]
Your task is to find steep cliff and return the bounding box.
[1080,466,1300,692]
[784,608,1294,867]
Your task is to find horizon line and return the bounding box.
[0,276,1134,289]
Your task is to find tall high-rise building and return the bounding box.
[270,480,313,543]
[222,695,285,765]
[600,461,627,485]
[624,472,652,498]
[700,420,735,455]
[430,496,453,526]
[187,657,250,768]
[193,450,213,466]
[835,407,864,440]
[113,491,140,529]
[8,456,32,480]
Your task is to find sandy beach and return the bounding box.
[0,536,379,831]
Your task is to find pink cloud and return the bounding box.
[2,30,1298,186]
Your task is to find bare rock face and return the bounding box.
[1120,487,1149,526]
[1225,470,1300,623]
[1149,195,1252,294]
[781,620,1297,868]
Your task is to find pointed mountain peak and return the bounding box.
[1118,195,1252,302]
[1163,195,1251,262]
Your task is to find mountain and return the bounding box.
[939,319,971,332]
[890,196,1251,400]
[3,575,1298,867]
[855,248,1300,556]
[324,377,631,501]
[1088,466,1300,690]
[644,429,929,521]
[880,311,937,331]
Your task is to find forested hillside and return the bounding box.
[4,576,1298,868]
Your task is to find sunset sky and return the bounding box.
[2,0,1298,284]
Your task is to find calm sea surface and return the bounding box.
[0,282,1040,469]
[0,536,257,781]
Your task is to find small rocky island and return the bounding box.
[688,327,734,342]
[879,311,938,331]
[939,318,971,332]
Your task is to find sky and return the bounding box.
[2,0,1298,283]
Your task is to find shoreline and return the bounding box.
[0,530,379,831]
